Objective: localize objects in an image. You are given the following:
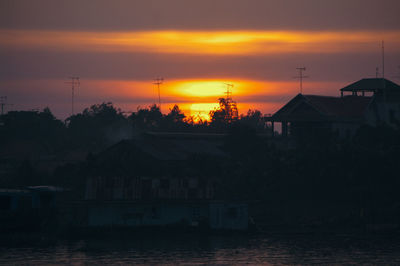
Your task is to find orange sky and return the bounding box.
[1,1,400,120]
[0,77,346,120]
[2,29,400,55]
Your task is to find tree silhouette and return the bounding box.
[0,108,65,146]
[209,98,239,129]
[66,102,127,148]
[162,104,188,131]
[239,109,265,131]
[129,104,163,130]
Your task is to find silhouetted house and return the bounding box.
[340,78,400,97]
[74,133,248,230]
[351,79,400,127]
[266,78,400,139]
[84,132,227,200]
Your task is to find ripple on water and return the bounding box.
[1,234,400,265]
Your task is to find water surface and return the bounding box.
[1,233,400,265]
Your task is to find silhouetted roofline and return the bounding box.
[97,136,227,162]
[268,93,372,122]
[340,78,400,92]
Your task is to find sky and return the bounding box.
[1,0,400,120]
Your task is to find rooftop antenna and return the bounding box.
[382,40,385,79]
[294,67,309,94]
[0,96,13,115]
[65,77,80,115]
[224,83,234,101]
[153,77,164,109]
[381,41,388,108]
[376,67,379,78]
[221,82,238,122]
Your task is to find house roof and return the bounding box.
[272,94,372,121]
[340,78,400,92]
[99,134,227,161]
[303,95,372,117]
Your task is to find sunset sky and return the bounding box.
[1,0,400,120]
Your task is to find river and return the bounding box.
[1,233,400,265]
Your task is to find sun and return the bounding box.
[189,103,220,122]
[171,80,229,97]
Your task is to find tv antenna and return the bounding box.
[65,77,80,115]
[153,77,164,108]
[382,40,385,79]
[376,67,379,78]
[293,67,309,94]
[221,82,238,122]
[0,96,13,115]
[224,83,234,101]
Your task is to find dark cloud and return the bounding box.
[2,49,399,82]
[1,0,399,31]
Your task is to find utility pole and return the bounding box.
[65,77,80,115]
[0,96,12,115]
[153,77,164,108]
[294,67,309,94]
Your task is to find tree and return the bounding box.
[166,105,185,123]
[209,98,239,129]
[66,102,128,148]
[0,107,65,145]
[162,105,188,130]
[129,104,163,130]
[239,109,265,131]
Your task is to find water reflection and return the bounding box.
[1,234,400,265]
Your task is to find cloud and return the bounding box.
[2,30,400,56]
[1,0,399,31]
[2,48,399,82]
[2,0,400,119]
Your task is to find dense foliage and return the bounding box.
[1,103,400,228]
